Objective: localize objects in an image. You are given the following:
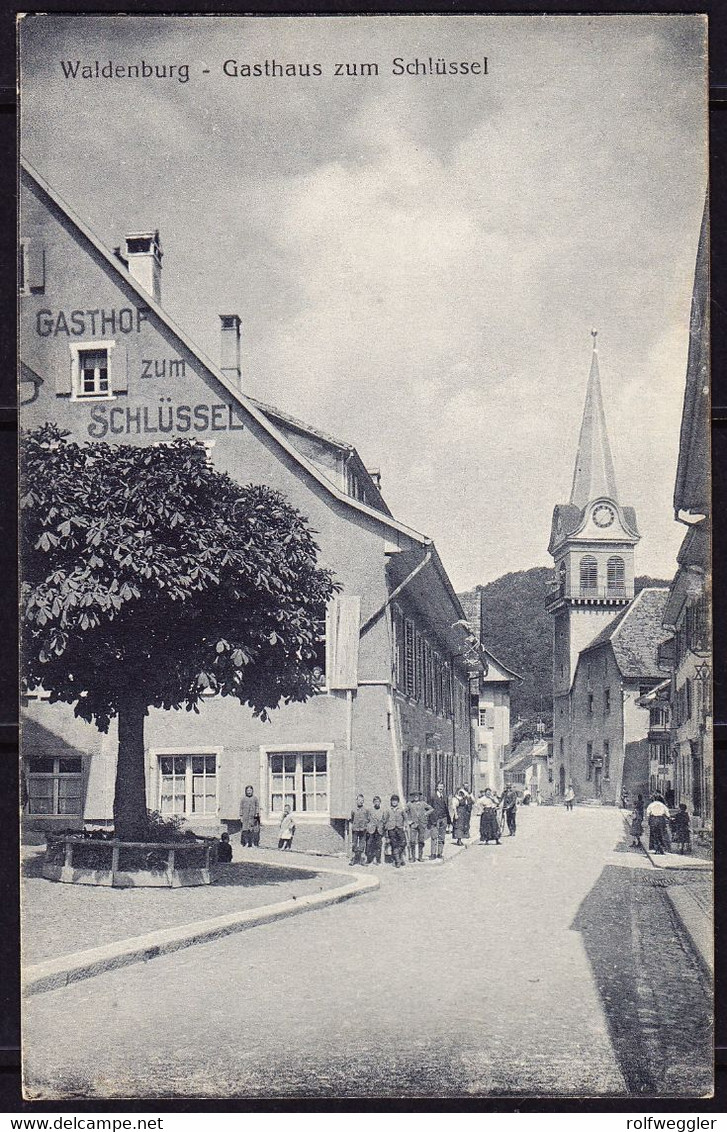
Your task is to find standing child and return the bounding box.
[405,791,433,861]
[671,803,692,854]
[629,808,643,848]
[366,796,386,864]
[384,794,407,868]
[277,804,296,850]
[350,793,371,865]
[217,831,233,862]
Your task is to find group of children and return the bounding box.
[349,789,454,868]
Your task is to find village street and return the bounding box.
[24,806,712,1101]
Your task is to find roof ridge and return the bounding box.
[21,157,432,550]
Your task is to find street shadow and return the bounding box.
[212,862,318,886]
[570,861,712,1097]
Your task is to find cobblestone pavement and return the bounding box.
[22,853,347,965]
[23,806,712,1101]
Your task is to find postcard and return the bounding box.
[18,13,712,1100]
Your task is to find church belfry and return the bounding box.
[546,334,640,793]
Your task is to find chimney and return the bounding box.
[220,314,242,385]
[125,230,163,303]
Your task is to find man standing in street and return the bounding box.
[428,781,450,860]
[240,783,260,847]
[501,784,518,836]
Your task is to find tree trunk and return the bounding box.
[113,696,149,840]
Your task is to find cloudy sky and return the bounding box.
[20,15,708,591]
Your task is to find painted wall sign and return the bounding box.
[140,358,186,379]
[87,400,245,438]
[36,307,150,336]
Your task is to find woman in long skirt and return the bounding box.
[478,789,501,844]
[453,788,472,845]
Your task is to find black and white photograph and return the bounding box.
[18,13,712,1100]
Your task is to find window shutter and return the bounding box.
[328,746,354,818]
[55,357,73,396]
[26,243,45,292]
[327,594,361,690]
[112,349,128,394]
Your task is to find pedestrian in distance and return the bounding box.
[349,793,371,866]
[646,794,670,855]
[277,804,296,850]
[460,784,475,836]
[217,831,233,862]
[671,803,692,854]
[366,795,386,864]
[405,791,432,861]
[501,785,518,836]
[453,787,473,845]
[477,788,501,845]
[636,793,645,820]
[564,784,575,812]
[239,784,260,847]
[428,781,450,859]
[629,808,643,848]
[384,794,407,867]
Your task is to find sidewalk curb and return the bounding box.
[640,841,712,871]
[665,885,714,977]
[24,865,379,997]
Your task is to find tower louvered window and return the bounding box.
[580,556,598,593]
[607,556,625,594]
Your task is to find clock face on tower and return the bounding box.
[592,504,616,528]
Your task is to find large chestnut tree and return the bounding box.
[21,425,337,840]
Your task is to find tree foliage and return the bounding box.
[22,424,338,727]
[21,425,339,838]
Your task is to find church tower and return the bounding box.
[546,333,640,794]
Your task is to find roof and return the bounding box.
[21,158,444,556]
[570,339,619,508]
[674,194,710,520]
[504,737,549,772]
[548,501,640,554]
[581,587,671,679]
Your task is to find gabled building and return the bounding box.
[458,587,520,793]
[568,588,670,803]
[20,160,477,852]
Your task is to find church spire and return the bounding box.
[569,331,619,509]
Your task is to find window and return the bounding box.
[580,556,598,592]
[603,740,610,780]
[27,756,82,816]
[559,737,564,758]
[415,633,425,701]
[558,560,566,594]
[159,753,217,816]
[588,693,594,714]
[268,750,328,815]
[393,608,405,690]
[404,619,416,698]
[607,556,625,592]
[586,742,593,780]
[604,688,611,714]
[19,239,45,294]
[79,349,109,397]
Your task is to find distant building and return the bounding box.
[661,200,712,830]
[503,736,550,801]
[20,160,477,852]
[458,588,520,793]
[546,335,667,802]
[569,588,670,804]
